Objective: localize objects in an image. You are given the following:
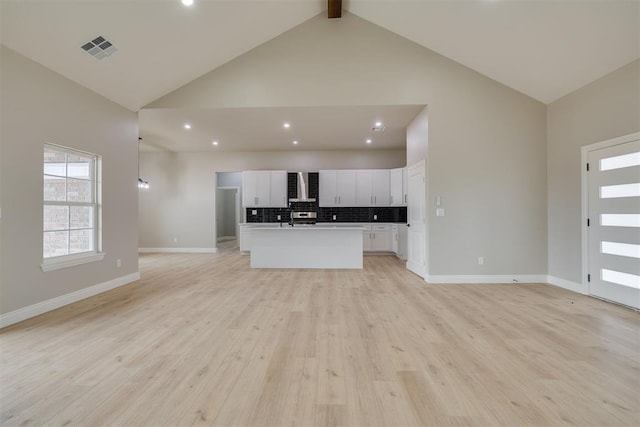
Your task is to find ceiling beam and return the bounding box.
[328,0,342,19]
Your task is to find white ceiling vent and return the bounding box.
[81,36,117,60]
[371,125,386,132]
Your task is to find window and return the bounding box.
[42,144,103,271]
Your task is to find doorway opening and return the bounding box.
[216,172,242,251]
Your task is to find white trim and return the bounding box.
[138,247,217,253]
[425,274,548,284]
[547,275,588,295]
[0,272,140,329]
[41,251,106,272]
[581,131,640,296]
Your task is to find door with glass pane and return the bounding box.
[587,137,640,309]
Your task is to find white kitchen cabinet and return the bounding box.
[242,170,287,207]
[269,171,288,207]
[402,167,408,206]
[390,168,407,206]
[356,170,390,206]
[239,225,251,252]
[319,170,356,207]
[362,223,392,252]
[392,224,407,260]
[373,170,391,206]
[390,167,408,206]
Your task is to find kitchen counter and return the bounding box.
[250,226,364,269]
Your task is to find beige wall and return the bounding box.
[146,12,548,276]
[0,47,139,314]
[406,106,428,166]
[547,60,640,284]
[138,149,405,248]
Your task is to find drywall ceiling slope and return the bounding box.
[139,105,424,152]
[348,0,640,104]
[0,0,323,111]
[145,12,542,110]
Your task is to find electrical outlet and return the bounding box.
[478,256,484,265]
[173,237,178,243]
[116,259,122,268]
[252,210,257,215]
[373,214,378,220]
[277,215,281,220]
[332,214,337,221]
[436,208,445,217]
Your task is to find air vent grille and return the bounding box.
[81,36,117,60]
[371,126,386,132]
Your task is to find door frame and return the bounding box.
[581,131,640,294]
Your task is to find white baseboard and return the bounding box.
[547,275,588,295]
[138,248,217,254]
[425,274,548,284]
[0,272,140,329]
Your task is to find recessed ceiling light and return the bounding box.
[212,141,218,146]
[366,139,372,144]
[293,140,299,145]
[283,122,291,129]
[182,0,194,6]
[375,121,382,127]
[184,123,191,130]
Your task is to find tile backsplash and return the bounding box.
[246,206,406,223]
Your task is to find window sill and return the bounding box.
[41,252,106,272]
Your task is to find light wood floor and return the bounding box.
[1,242,639,426]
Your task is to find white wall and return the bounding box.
[146,12,547,276]
[547,60,640,284]
[138,149,405,249]
[0,47,139,315]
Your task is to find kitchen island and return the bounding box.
[250,225,365,269]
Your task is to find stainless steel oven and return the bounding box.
[291,211,317,225]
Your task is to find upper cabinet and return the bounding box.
[319,170,356,207]
[269,171,288,208]
[390,167,408,206]
[356,170,390,206]
[242,170,287,207]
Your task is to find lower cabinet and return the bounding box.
[239,225,251,252]
[362,224,392,252]
[392,224,407,260]
[242,223,400,254]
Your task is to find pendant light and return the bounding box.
[138,137,150,190]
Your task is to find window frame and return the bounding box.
[41,143,104,272]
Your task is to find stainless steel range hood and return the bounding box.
[289,171,316,202]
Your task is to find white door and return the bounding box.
[587,137,640,309]
[406,160,427,277]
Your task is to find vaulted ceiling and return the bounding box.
[2,0,637,111]
[2,1,638,152]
